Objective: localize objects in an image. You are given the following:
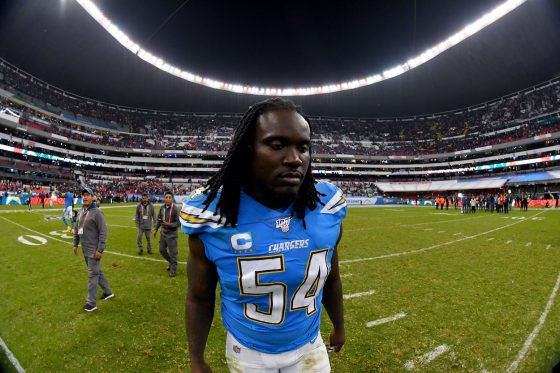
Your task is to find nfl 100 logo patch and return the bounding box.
[275,217,291,233]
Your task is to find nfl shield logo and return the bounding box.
[275,217,291,233]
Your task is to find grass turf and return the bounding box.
[0,204,559,372]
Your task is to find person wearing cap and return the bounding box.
[135,193,155,255]
[154,191,180,277]
[73,187,113,312]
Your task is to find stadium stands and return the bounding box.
[0,58,559,200]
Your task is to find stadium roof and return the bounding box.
[0,0,559,117]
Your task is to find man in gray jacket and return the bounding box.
[154,191,180,277]
[73,187,113,312]
[135,193,155,255]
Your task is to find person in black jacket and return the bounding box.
[154,191,181,277]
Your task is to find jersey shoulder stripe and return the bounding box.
[316,181,347,215]
[180,188,224,233]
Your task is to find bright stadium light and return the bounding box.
[75,0,528,96]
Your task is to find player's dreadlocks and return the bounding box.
[202,97,323,227]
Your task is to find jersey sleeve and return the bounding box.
[180,187,225,235]
[315,181,347,221]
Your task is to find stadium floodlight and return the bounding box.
[76,0,527,96]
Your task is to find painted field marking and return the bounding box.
[344,290,375,300]
[18,235,47,246]
[108,224,136,229]
[438,230,446,233]
[423,228,433,231]
[49,230,73,239]
[404,344,450,371]
[366,312,406,327]
[525,242,532,247]
[487,238,495,241]
[340,273,353,278]
[0,216,186,265]
[506,240,513,244]
[401,214,487,228]
[341,211,547,265]
[453,233,463,236]
[506,270,560,373]
[0,336,25,373]
[546,245,551,250]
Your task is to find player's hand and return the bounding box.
[328,327,346,353]
[73,246,78,256]
[94,250,103,261]
[191,361,212,373]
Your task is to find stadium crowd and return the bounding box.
[1,60,559,157]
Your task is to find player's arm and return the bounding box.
[186,235,218,373]
[322,226,345,353]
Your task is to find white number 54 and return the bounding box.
[237,249,329,325]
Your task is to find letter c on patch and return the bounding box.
[231,233,252,250]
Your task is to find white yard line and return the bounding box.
[343,290,375,300]
[340,211,546,265]
[525,242,532,247]
[438,230,446,233]
[0,337,25,373]
[506,240,513,244]
[401,214,487,228]
[405,344,450,371]
[505,270,560,373]
[546,245,551,250]
[108,224,136,229]
[366,312,406,327]
[487,238,495,241]
[346,215,484,232]
[0,216,186,265]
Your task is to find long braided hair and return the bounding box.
[202,97,323,227]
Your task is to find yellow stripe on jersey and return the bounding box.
[179,211,219,224]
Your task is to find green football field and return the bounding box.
[1,204,559,372]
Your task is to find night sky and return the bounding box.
[0,0,559,117]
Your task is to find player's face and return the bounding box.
[247,110,311,208]
[141,196,148,204]
[82,192,92,207]
[164,194,173,206]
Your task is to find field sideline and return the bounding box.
[1,204,559,372]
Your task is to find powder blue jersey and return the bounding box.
[180,181,346,353]
[64,192,74,208]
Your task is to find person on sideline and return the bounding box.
[61,189,75,233]
[135,193,155,255]
[73,187,113,312]
[154,191,180,277]
[181,98,346,372]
